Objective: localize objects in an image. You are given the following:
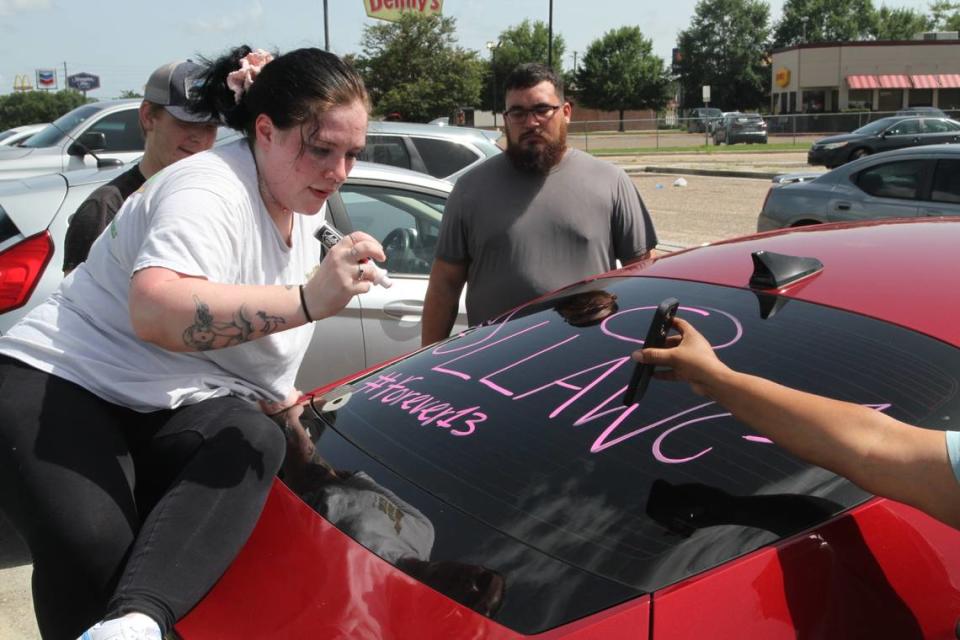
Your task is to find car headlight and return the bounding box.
[823,141,849,150]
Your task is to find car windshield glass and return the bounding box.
[852,118,898,135]
[20,105,101,148]
[290,276,960,634]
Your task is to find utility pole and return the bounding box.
[573,51,577,73]
[323,0,330,51]
[487,41,500,128]
[547,0,554,68]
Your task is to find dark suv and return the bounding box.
[713,113,768,145]
[686,107,723,133]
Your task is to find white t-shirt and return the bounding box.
[0,139,323,412]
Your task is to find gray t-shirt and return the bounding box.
[0,140,322,411]
[436,148,657,325]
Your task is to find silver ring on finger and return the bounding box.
[356,263,364,280]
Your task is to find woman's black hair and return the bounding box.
[192,45,369,140]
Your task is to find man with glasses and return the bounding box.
[422,63,658,345]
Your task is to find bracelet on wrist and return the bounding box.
[299,284,314,323]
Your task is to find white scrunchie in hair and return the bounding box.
[226,48,275,104]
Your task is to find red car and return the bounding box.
[177,219,960,639]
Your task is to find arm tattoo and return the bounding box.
[182,295,289,351]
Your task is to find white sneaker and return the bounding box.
[77,613,163,640]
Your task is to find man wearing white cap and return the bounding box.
[63,60,219,273]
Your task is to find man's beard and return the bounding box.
[506,126,567,174]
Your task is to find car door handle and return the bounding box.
[836,202,851,211]
[383,300,424,321]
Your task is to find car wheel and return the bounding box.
[850,148,871,161]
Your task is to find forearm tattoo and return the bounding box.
[183,295,288,350]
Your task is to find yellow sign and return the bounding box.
[775,67,791,88]
[13,74,33,91]
[364,0,442,22]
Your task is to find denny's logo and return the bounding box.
[364,0,442,22]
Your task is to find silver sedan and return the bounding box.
[0,161,466,389]
[757,144,960,231]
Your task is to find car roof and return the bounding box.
[367,120,498,144]
[628,219,960,347]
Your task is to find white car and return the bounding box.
[0,161,466,388]
[0,123,49,147]
[0,100,144,180]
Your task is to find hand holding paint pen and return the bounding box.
[314,221,393,289]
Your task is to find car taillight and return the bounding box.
[0,232,53,313]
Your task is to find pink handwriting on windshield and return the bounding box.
[356,371,487,436]
[419,301,892,463]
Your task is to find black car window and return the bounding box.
[360,135,412,171]
[292,277,960,634]
[339,184,444,275]
[923,119,950,133]
[931,159,960,203]
[943,120,960,132]
[886,118,921,135]
[86,108,144,152]
[409,137,478,178]
[856,159,926,199]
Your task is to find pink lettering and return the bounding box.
[652,413,731,463]
[452,412,487,436]
[432,321,550,380]
[417,402,451,422]
[513,357,632,420]
[422,407,457,426]
[591,401,717,453]
[437,405,481,428]
[478,335,579,397]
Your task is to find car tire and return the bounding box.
[850,148,871,161]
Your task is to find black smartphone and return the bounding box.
[623,297,679,406]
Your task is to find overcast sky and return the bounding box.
[0,0,936,98]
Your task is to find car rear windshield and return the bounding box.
[290,276,960,633]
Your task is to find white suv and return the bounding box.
[0,100,143,181]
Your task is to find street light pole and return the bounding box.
[486,41,499,128]
[547,0,554,68]
[323,0,330,51]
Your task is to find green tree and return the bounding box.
[677,0,771,111]
[118,89,143,99]
[0,90,89,130]
[929,0,960,30]
[575,27,672,131]
[355,13,484,122]
[871,6,933,38]
[482,20,566,111]
[772,0,878,47]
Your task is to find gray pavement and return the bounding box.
[0,149,816,640]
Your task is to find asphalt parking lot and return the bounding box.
[0,152,802,640]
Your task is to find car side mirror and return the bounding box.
[67,131,107,157]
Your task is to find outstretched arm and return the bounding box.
[636,317,960,530]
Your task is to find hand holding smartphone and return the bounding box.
[623,297,679,406]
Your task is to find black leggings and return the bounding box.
[0,356,286,640]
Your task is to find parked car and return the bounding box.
[0,160,465,388]
[807,115,960,168]
[685,107,723,133]
[0,100,144,180]
[712,112,767,145]
[896,106,948,118]
[361,121,502,182]
[758,144,960,231]
[0,123,48,147]
[176,217,960,639]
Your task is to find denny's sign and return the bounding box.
[364,0,442,22]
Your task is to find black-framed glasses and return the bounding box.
[504,103,562,124]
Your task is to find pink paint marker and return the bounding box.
[315,221,393,288]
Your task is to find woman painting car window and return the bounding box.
[0,46,385,640]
